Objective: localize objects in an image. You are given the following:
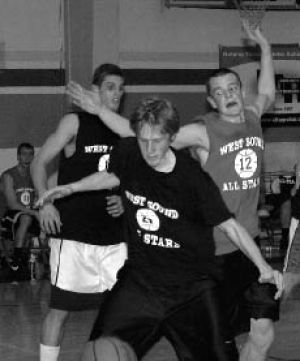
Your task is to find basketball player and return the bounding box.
[36,97,282,361]
[31,63,127,361]
[283,186,300,297]
[65,22,277,361]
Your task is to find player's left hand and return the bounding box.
[259,268,284,300]
[106,195,124,218]
[66,81,101,115]
[241,18,269,48]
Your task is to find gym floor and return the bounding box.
[0,263,300,361]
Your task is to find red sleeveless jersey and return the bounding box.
[202,109,264,255]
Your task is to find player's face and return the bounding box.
[18,148,34,168]
[207,73,244,120]
[97,75,124,112]
[137,124,174,171]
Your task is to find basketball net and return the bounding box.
[233,0,267,30]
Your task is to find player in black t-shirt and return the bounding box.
[37,98,282,361]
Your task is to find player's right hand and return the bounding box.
[66,81,102,115]
[38,202,62,235]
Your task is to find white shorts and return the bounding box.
[49,238,127,293]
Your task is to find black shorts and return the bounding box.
[216,251,280,336]
[50,285,108,311]
[2,210,40,238]
[89,268,237,361]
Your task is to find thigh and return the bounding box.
[217,252,259,335]
[50,239,113,293]
[49,239,111,310]
[82,337,137,361]
[225,252,279,333]
[100,242,128,291]
[164,280,237,361]
[90,272,164,359]
[244,280,279,322]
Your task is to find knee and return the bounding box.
[17,214,33,231]
[249,318,274,352]
[20,214,33,224]
[81,337,137,361]
[45,309,69,328]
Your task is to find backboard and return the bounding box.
[165,0,300,10]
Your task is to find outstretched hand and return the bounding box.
[35,185,74,208]
[66,81,102,115]
[241,19,269,48]
[259,268,284,300]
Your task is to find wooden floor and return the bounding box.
[0,276,300,361]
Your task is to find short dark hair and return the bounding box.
[92,63,124,87]
[17,142,34,155]
[130,97,180,137]
[206,68,242,95]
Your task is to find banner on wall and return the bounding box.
[219,43,300,126]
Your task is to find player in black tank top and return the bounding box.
[31,64,127,361]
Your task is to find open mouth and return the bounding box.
[226,101,238,108]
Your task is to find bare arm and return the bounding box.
[218,218,283,298]
[172,120,209,150]
[2,173,38,218]
[31,113,79,234]
[66,81,134,138]
[31,113,79,197]
[243,21,275,117]
[36,171,120,207]
[295,161,300,190]
[66,81,210,151]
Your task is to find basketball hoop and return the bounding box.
[233,0,267,30]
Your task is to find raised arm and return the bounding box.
[218,217,283,299]
[172,120,209,150]
[243,21,275,116]
[66,81,134,138]
[67,81,210,151]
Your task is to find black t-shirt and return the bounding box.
[108,137,232,290]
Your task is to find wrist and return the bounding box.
[261,42,271,54]
[259,264,273,275]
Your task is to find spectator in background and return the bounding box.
[1,142,40,275]
[270,171,296,253]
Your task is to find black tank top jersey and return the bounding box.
[55,112,122,245]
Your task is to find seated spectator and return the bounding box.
[268,172,296,253]
[1,143,40,276]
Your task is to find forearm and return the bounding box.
[7,201,37,216]
[71,171,120,193]
[258,41,275,103]
[289,217,299,244]
[295,163,300,189]
[221,219,271,273]
[97,107,134,138]
[31,160,49,197]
